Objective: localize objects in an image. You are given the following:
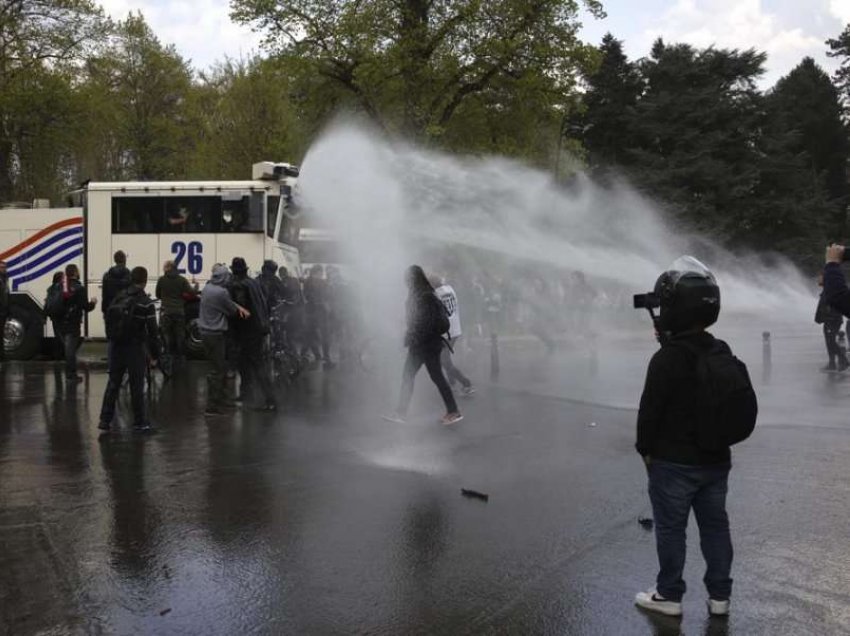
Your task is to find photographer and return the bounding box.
[633,257,756,619]
[823,245,850,316]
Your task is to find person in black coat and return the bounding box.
[384,265,462,425]
[58,263,97,381]
[815,272,848,371]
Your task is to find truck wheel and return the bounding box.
[4,304,43,360]
[185,318,206,359]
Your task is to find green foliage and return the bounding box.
[827,24,850,107]
[230,0,603,160]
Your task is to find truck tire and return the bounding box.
[185,318,206,359]
[4,304,43,360]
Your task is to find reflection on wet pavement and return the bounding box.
[1,332,849,635]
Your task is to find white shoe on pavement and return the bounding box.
[635,588,683,617]
[381,413,406,424]
[707,598,730,616]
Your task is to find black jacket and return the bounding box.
[59,279,96,332]
[111,285,161,358]
[102,265,130,313]
[405,290,447,352]
[636,331,731,466]
[815,290,844,326]
[824,262,850,318]
[257,273,287,313]
[228,275,269,336]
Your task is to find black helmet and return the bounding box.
[654,256,720,334]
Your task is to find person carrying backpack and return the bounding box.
[101,251,130,314]
[383,265,462,426]
[98,266,160,433]
[634,257,757,619]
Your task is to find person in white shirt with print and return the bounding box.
[433,275,475,396]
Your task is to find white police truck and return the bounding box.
[1,162,301,359]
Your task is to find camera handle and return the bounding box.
[644,307,670,346]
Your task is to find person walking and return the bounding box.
[0,260,8,365]
[302,264,334,369]
[634,258,756,619]
[227,257,277,411]
[433,275,475,396]
[98,267,160,433]
[199,264,249,415]
[155,260,197,366]
[57,263,96,382]
[384,265,463,425]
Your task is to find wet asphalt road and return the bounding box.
[2,330,850,635]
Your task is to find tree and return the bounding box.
[189,58,308,179]
[578,32,642,173]
[0,0,108,200]
[78,13,196,181]
[230,0,604,143]
[827,24,850,107]
[625,40,766,243]
[766,57,849,235]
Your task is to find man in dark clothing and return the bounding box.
[0,260,8,363]
[155,260,196,364]
[228,257,277,410]
[101,251,130,313]
[58,263,97,382]
[98,267,160,432]
[824,245,850,316]
[815,272,848,371]
[634,259,734,619]
[302,264,334,368]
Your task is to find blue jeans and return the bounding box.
[648,460,733,602]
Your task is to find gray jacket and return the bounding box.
[199,266,238,334]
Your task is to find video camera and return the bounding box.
[633,292,660,310]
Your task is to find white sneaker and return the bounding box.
[635,588,683,617]
[708,598,730,616]
[381,413,406,424]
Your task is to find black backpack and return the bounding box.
[44,284,66,320]
[675,339,758,451]
[105,291,139,342]
[432,294,450,336]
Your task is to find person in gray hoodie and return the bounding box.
[199,264,249,415]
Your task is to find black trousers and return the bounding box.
[441,337,471,388]
[824,322,847,365]
[0,314,6,361]
[237,335,276,406]
[202,332,228,408]
[99,342,147,427]
[161,313,186,358]
[397,345,458,415]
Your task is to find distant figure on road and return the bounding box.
[383,265,462,426]
[98,266,160,433]
[155,260,197,365]
[101,250,130,315]
[58,263,97,382]
[815,272,848,372]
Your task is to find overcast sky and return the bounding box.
[98,0,849,87]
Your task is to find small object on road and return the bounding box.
[638,517,654,530]
[461,488,489,502]
[159,608,172,616]
[589,422,597,427]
